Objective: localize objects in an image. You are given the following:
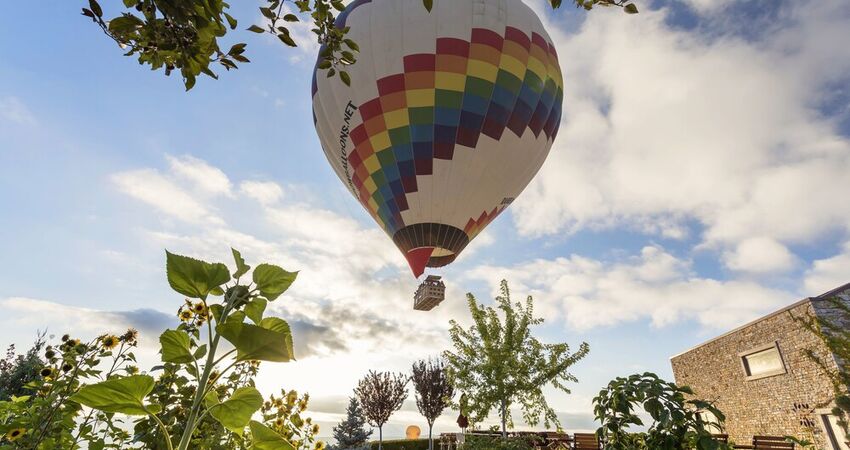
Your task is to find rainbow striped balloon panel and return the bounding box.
[345,26,564,235]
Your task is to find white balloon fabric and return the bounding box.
[312,0,563,277]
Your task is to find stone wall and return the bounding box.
[671,299,838,448]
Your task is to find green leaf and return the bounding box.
[278,33,297,47]
[252,264,297,301]
[165,250,231,299]
[210,286,225,296]
[194,344,208,360]
[343,39,359,52]
[217,316,295,362]
[224,12,238,29]
[250,421,296,450]
[260,7,275,19]
[210,304,224,322]
[70,375,159,416]
[283,14,299,22]
[231,248,251,279]
[247,24,265,33]
[624,3,639,13]
[423,0,433,12]
[245,298,268,324]
[160,329,194,364]
[209,387,264,436]
[339,70,351,86]
[184,74,196,91]
[88,0,103,17]
[108,15,143,34]
[259,317,295,360]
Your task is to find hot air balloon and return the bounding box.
[311,0,563,281]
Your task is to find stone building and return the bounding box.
[671,283,850,449]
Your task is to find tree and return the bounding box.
[411,358,454,450]
[593,372,732,450]
[332,397,373,449]
[79,0,638,90]
[0,331,46,401]
[443,280,590,438]
[354,370,408,450]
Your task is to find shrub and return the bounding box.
[368,438,429,450]
[593,372,732,450]
[460,435,533,450]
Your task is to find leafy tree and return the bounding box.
[0,332,46,401]
[443,280,590,438]
[593,372,732,450]
[354,371,408,450]
[411,358,454,450]
[331,397,372,449]
[79,0,638,90]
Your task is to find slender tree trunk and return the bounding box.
[379,425,383,450]
[429,423,433,450]
[501,400,507,439]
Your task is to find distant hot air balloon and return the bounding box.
[312,0,563,279]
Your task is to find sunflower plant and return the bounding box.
[63,249,306,450]
[259,389,324,450]
[0,329,139,449]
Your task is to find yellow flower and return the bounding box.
[274,418,284,427]
[274,398,284,408]
[314,441,326,450]
[179,310,194,322]
[193,302,207,315]
[40,367,54,378]
[122,328,138,344]
[5,428,25,442]
[127,365,140,375]
[101,335,119,350]
[311,424,320,434]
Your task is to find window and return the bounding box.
[740,342,787,380]
[817,408,849,450]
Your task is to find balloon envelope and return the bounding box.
[312,0,563,277]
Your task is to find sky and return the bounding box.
[1,0,850,442]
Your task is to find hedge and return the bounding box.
[368,438,430,450]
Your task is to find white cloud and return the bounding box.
[111,168,222,224]
[804,241,850,295]
[166,154,234,197]
[513,0,850,263]
[0,96,36,125]
[240,180,285,205]
[680,0,736,14]
[465,245,795,331]
[722,237,797,274]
